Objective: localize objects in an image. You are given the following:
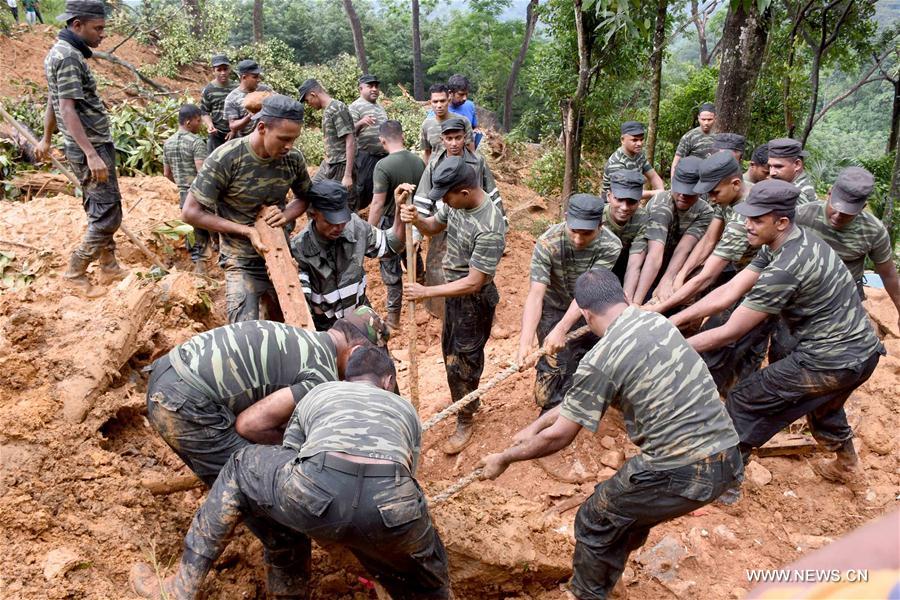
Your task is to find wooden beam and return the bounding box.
[254,212,314,329]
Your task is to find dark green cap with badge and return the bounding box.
[358,74,379,85]
[309,180,352,225]
[713,133,746,153]
[699,102,716,114]
[694,151,741,194]
[211,54,230,67]
[440,117,467,133]
[236,59,262,75]
[751,144,769,165]
[253,94,304,122]
[298,78,320,101]
[734,179,799,217]
[427,156,475,201]
[829,166,874,216]
[767,137,804,159]
[57,0,106,21]
[672,156,702,195]
[609,170,644,201]
[566,193,605,230]
[342,306,390,347]
[620,121,645,136]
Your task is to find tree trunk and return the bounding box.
[503,0,539,132]
[561,0,591,206]
[714,1,772,135]
[342,0,368,74]
[646,0,668,165]
[885,125,899,239]
[411,0,425,100]
[889,78,900,154]
[184,0,203,36]
[253,0,264,43]
[691,0,709,66]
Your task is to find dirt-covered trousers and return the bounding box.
[219,254,282,323]
[442,282,499,421]
[571,448,743,600]
[177,190,210,263]
[534,309,598,412]
[65,142,123,261]
[726,349,882,452]
[355,149,386,211]
[699,300,776,396]
[183,447,451,600]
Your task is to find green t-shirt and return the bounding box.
[602,148,652,192]
[644,191,714,251]
[200,80,237,135]
[603,204,649,255]
[372,150,426,223]
[675,126,715,159]
[711,195,757,266]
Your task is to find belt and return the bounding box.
[305,452,410,478]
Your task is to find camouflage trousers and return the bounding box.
[178,190,211,263]
[313,159,359,211]
[442,283,499,421]
[65,142,123,261]
[354,149,386,211]
[571,448,742,600]
[700,301,776,396]
[220,254,282,323]
[533,309,598,412]
[183,447,450,599]
[726,350,881,452]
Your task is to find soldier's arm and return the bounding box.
[229,113,251,135]
[873,259,900,330]
[182,193,267,253]
[200,93,216,133]
[670,267,760,328]
[649,254,729,314]
[645,168,665,193]
[676,218,725,289]
[686,305,769,353]
[368,191,388,226]
[59,97,108,183]
[622,251,646,303]
[543,298,583,355]
[35,97,56,160]
[656,233,701,300]
[342,133,356,188]
[407,267,489,300]
[480,412,582,480]
[518,281,547,365]
[399,202,445,236]
[163,162,174,183]
[234,387,296,444]
[633,241,664,306]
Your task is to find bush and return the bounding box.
[109,97,186,175]
[296,127,324,166]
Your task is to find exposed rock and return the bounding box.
[600,435,617,450]
[43,547,82,581]
[635,535,690,582]
[712,524,740,549]
[788,533,833,551]
[744,461,772,487]
[599,450,626,469]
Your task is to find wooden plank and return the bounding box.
[254,213,314,329]
[755,432,822,457]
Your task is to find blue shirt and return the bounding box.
[449,99,478,128]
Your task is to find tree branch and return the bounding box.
[92,51,172,93]
[810,44,896,127]
[822,0,855,51]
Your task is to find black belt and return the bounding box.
[305,451,410,478]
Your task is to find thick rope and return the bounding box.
[428,468,484,505]
[421,325,591,432]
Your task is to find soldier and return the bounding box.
[36,0,125,297]
[368,120,427,329]
[349,74,388,210]
[601,170,649,303]
[132,346,450,600]
[633,156,713,304]
[181,94,311,323]
[767,137,816,205]
[223,59,272,139]
[400,157,506,455]
[298,78,358,209]
[290,180,406,331]
[517,194,621,415]
[671,101,717,179]
[199,54,236,153]
[672,179,884,489]
[713,132,746,163]
[163,104,210,273]
[419,83,474,164]
[600,120,664,199]
[480,268,742,600]
[744,143,769,185]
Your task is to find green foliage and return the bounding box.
[656,66,718,173]
[383,95,428,149]
[232,37,306,93]
[109,97,185,176]
[858,152,898,245]
[296,127,324,166]
[152,220,196,254]
[525,142,600,198]
[0,251,45,290]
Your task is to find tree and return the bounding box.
[561,0,592,201]
[690,0,722,66]
[342,0,368,73]
[412,0,425,99]
[253,0,264,43]
[646,0,668,164]
[503,0,540,131]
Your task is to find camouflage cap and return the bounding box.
[342,306,390,347]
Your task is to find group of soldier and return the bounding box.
[33,2,898,599]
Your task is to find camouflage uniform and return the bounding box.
[222,83,272,137]
[601,148,652,193]
[675,126,716,159]
[644,191,714,288]
[290,213,403,331]
[792,171,817,205]
[372,150,427,315]
[200,80,236,151]
[312,99,359,209]
[163,129,210,262]
[727,226,884,455]
[44,36,121,263]
[418,114,474,157]
[560,306,741,600]
[180,382,450,599]
[602,203,648,281]
[438,198,506,422]
[529,223,621,410]
[349,97,388,209]
[190,137,311,323]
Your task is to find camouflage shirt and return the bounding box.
[222,84,273,137]
[603,203,649,255]
[795,200,893,282]
[348,97,388,155]
[645,191,714,251]
[321,99,355,164]
[414,147,506,227]
[166,320,338,415]
[435,195,506,282]
[531,222,622,313]
[418,114,474,156]
[601,148,652,192]
[190,137,311,258]
[792,171,817,205]
[163,129,208,193]
[743,226,883,370]
[43,38,111,148]
[675,126,716,159]
[283,381,422,474]
[561,306,739,470]
[200,80,237,135]
[372,150,426,224]
[290,213,403,321]
[711,191,757,266]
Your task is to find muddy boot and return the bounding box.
[385,309,401,331]
[63,254,105,298]
[266,563,309,599]
[811,439,864,489]
[97,248,128,284]
[129,563,192,600]
[442,416,475,455]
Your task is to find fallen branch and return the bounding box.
[0,238,42,252]
[92,50,171,93]
[140,474,203,495]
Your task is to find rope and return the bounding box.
[421,325,591,432]
[428,468,484,505]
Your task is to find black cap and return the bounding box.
[298,78,320,101]
[734,179,799,217]
[358,74,379,85]
[254,94,304,122]
[440,117,467,133]
[751,143,769,165]
[699,102,716,114]
[566,194,605,230]
[620,121,645,136]
[57,0,106,21]
[427,156,473,201]
[713,133,746,153]
[210,54,230,67]
[767,137,804,159]
[236,59,261,75]
[672,156,702,195]
[609,170,644,201]
[694,152,741,194]
[309,180,352,225]
[829,166,874,216]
